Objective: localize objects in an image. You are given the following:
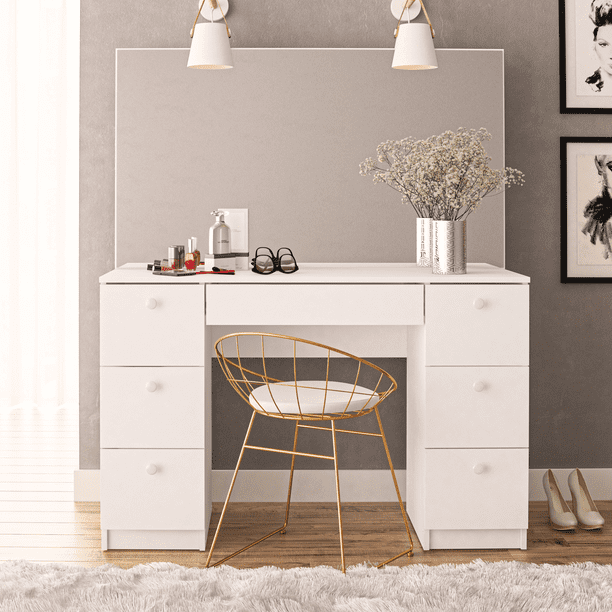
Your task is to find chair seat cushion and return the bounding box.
[248,380,379,415]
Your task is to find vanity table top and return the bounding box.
[100,263,530,284]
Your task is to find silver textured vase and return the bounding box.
[433,220,467,274]
[416,217,432,267]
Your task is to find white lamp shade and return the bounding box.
[188,23,233,70]
[392,22,438,70]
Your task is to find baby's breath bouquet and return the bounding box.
[359,127,524,221]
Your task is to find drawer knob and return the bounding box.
[473,463,486,475]
[145,381,158,393]
[473,298,485,310]
[473,381,485,393]
[146,464,158,475]
[145,298,157,310]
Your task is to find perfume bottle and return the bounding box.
[185,237,201,270]
[209,210,231,255]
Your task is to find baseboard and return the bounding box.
[74,469,100,502]
[74,468,612,503]
[528,468,611,502]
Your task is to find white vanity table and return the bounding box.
[99,262,530,552]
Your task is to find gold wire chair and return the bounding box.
[206,332,414,573]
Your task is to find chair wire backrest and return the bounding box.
[215,332,397,421]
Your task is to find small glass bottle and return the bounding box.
[185,237,201,270]
[168,246,181,270]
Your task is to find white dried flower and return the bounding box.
[359,127,524,220]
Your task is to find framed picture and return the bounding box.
[560,0,612,113]
[561,137,612,281]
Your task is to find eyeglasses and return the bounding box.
[251,247,299,275]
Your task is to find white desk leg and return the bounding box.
[203,310,212,551]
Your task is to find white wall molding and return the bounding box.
[75,469,612,503]
[74,469,100,502]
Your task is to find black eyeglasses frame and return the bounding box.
[250,247,299,275]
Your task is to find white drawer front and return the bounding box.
[425,448,528,530]
[100,285,204,366]
[100,367,204,449]
[425,285,529,366]
[206,284,424,326]
[101,449,205,531]
[425,367,529,448]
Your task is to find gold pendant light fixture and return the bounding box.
[391,0,438,70]
[188,0,233,69]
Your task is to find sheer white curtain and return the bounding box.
[0,1,79,410]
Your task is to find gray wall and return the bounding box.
[81,0,612,470]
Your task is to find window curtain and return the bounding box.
[0,1,79,409]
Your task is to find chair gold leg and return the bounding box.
[331,421,346,573]
[205,411,257,568]
[280,420,300,534]
[373,406,414,567]
[206,416,303,568]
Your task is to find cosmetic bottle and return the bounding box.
[168,246,181,270]
[209,211,231,255]
[185,237,201,270]
[170,245,185,269]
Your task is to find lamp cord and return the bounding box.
[191,0,231,39]
[394,0,435,39]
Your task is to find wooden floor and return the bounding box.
[1,405,611,569]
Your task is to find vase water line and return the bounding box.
[433,220,467,274]
[416,217,432,267]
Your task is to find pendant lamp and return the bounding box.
[391,0,437,70]
[188,0,233,69]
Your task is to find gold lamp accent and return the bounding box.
[392,0,438,70]
[188,0,233,69]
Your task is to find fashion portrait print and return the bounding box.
[582,155,612,259]
[585,0,612,92]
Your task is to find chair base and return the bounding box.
[205,408,414,573]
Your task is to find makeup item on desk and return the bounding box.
[196,268,235,275]
[223,209,249,270]
[147,260,162,272]
[176,245,186,269]
[185,237,201,270]
[191,237,201,265]
[204,252,236,271]
[152,269,197,277]
[209,210,231,255]
[168,246,180,270]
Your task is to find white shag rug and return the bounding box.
[1,559,611,611]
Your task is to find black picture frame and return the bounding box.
[561,136,612,282]
[560,0,612,113]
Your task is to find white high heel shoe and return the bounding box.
[543,469,577,531]
[568,469,605,530]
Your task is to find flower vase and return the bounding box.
[416,217,432,267]
[433,220,467,274]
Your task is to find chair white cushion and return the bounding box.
[248,380,379,415]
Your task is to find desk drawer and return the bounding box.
[425,448,528,530]
[425,367,529,448]
[100,367,204,449]
[100,285,204,366]
[101,449,205,531]
[206,284,424,326]
[425,285,529,366]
